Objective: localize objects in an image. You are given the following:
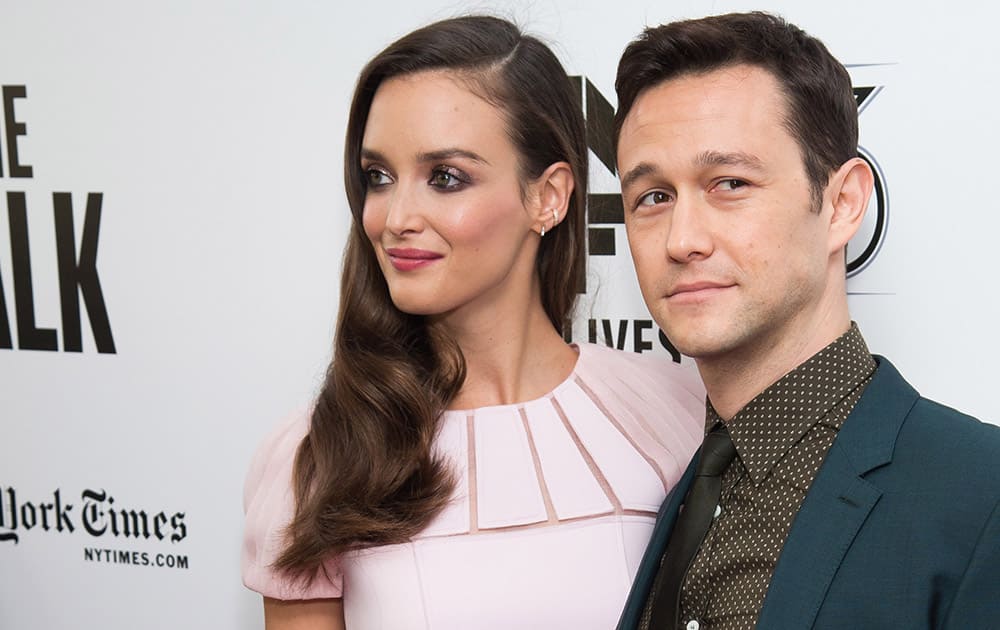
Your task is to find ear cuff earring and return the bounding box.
[541,208,559,237]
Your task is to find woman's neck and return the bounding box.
[441,296,577,411]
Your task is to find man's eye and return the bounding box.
[716,178,748,191]
[365,168,393,187]
[637,191,671,207]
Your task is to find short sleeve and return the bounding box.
[241,409,344,600]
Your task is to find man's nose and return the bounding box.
[665,194,713,263]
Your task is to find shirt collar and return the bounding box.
[704,323,876,485]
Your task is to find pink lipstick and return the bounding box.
[386,248,443,271]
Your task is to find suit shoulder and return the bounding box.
[910,396,1000,447]
[896,396,1000,488]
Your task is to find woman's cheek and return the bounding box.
[361,203,384,242]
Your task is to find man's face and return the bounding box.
[617,64,834,363]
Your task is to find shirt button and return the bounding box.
[686,620,701,630]
[713,504,722,518]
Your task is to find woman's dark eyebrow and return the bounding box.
[362,147,491,165]
[360,148,386,163]
[416,148,490,165]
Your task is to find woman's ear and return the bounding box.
[824,156,874,253]
[530,161,574,236]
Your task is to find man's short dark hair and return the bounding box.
[614,12,858,205]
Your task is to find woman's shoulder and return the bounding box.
[561,343,704,485]
[574,342,705,404]
[243,409,311,513]
[242,408,343,600]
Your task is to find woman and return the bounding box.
[242,15,703,629]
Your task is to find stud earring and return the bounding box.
[540,225,546,237]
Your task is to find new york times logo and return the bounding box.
[0,486,186,545]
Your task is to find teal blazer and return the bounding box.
[618,357,1000,629]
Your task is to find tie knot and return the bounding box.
[696,425,736,477]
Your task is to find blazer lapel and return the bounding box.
[617,454,698,630]
[756,356,919,629]
[755,441,881,628]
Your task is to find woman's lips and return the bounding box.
[386,248,444,271]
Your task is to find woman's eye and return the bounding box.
[429,168,468,190]
[716,178,748,191]
[637,191,671,207]
[365,168,392,187]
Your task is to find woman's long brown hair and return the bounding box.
[274,15,588,580]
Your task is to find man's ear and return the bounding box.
[825,157,874,253]
[529,161,574,235]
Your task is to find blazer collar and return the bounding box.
[821,355,920,475]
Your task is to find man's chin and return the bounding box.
[658,325,734,361]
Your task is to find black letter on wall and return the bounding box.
[54,192,116,353]
[0,258,11,348]
[7,191,57,350]
[2,86,33,178]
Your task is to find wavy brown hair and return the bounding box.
[275,15,588,581]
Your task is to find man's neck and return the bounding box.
[697,310,852,421]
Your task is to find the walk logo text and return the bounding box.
[0,84,115,353]
[0,486,186,545]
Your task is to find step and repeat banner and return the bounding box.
[1,1,997,628]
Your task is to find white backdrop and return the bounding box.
[0,1,996,628]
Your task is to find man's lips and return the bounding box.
[666,281,735,300]
[385,248,443,271]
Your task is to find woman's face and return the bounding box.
[360,71,542,321]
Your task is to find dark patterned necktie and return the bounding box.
[648,424,737,628]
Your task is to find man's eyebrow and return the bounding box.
[620,162,659,190]
[620,151,766,190]
[694,150,765,170]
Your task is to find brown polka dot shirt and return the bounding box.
[641,323,876,630]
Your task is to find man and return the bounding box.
[613,12,1000,630]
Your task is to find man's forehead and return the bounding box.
[616,65,793,172]
[619,64,789,134]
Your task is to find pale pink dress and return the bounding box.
[242,343,703,629]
